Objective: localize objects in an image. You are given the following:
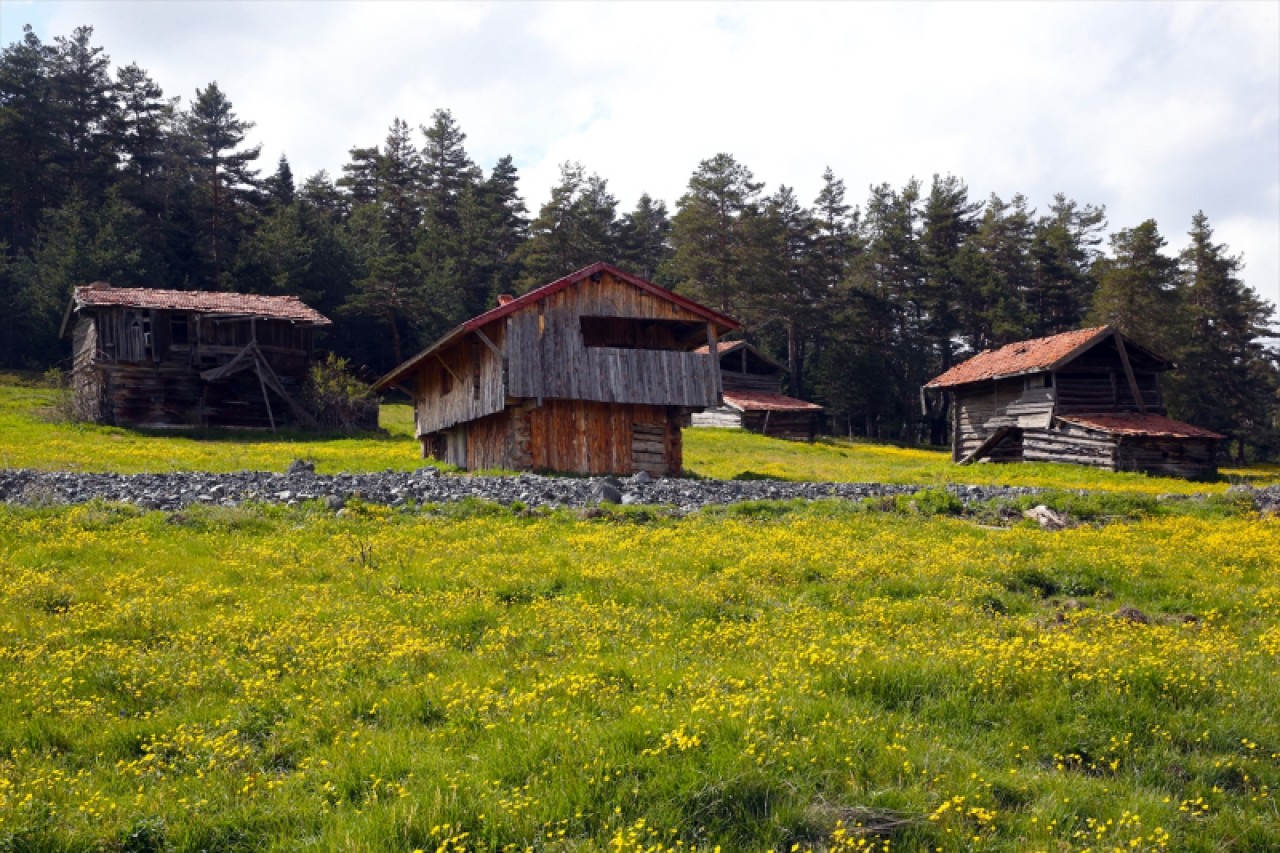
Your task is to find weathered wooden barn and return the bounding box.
[64,282,330,429]
[924,326,1224,478]
[374,262,740,475]
[690,340,823,440]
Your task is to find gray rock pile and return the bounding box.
[0,466,1045,514]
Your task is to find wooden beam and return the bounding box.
[472,328,501,358]
[1112,329,1146,414]
[958,425,1014,465]
[434,353,462,386]
[707,323,722,402]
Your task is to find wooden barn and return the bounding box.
[373,262,740,476]
[63,282,330,429]
[924,326,1224,478]
[690,340,823,441]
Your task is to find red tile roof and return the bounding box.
[723,390,824,413]
[375,262,740,390]
[73,283,330,325]
[1057,414,1224,440]
[925,327,1112,388]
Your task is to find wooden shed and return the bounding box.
[373,262,740,476]
[924,326,1224,478]
[64,283,330,429]
[690,340,824,441]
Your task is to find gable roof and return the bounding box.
[375,262,741,390]
[693,339,788,374]
[925,326,1171,389]
[723,390,824,413]
[1057,413,1224,441]
[72,282,330,325]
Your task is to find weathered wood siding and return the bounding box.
[521,399,682,476]
[414,327,508,435]
[1116,438,1216,479]
[504,272,719,407]
[741,410,819,442]
[73,308,318,429]
[953,377,1054,461]
[691,407,744,428]
[720,370,781,393]
[1022,422,1120,469]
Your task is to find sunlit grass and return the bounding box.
[0,501,1277,850]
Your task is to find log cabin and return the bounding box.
[924,326,1224,478]
[63,283,331,429]
[690,340,824,441]
[373,262,740,476]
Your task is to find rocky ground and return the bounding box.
[2,462,1278,515]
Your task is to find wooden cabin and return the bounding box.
[374,262,740,476]
[64,283,330,429]
[690,340,823,441]
[924,326,1223,478]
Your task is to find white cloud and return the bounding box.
[5,0,1277,307]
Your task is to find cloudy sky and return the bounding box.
[4,0,1278,308]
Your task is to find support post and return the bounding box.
[1112,329,1146,414]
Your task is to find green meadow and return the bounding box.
[1,374,1279,851]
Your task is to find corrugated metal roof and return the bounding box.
[375,262,741,390]
[1057,414,1224,440]
[723,390,824,412]
[925,327,1112,388]
[73,282,330,325]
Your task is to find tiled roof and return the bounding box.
[723,390,824,413]
[925,327,1112,388]
[1057,414,1224,440]
[73,283,330,325]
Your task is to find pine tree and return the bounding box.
[337,145,380,205]
[49,27,118,201]
[111,63,169,210]
[264,154,295,208]
[0,26,60,251]
[515,162,618,289]
[1166,212,1277,459]
[419,109,479,235]
[617,193,672,282]
[666,153,763,316]
[753,185,815,396]
[1087,219,1181,356]
[184,81,261,286]
[1027,194,1106,336]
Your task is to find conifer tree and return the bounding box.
[185,81,261,286]
[667,153,763,316]
[1087,219,1182,356]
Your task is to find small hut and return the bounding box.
[373,262,740,476]
[64,283,330,429]
[923,326,1223,478]
[690,340,823,440]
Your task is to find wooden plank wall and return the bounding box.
[740,411,819,442]
[513,399,681,476]
[414,327,508,435]
[1116,438,1217,479]
[504,272,719,408]
[691,407,744,428]
[1022,423,1119,469]
[720,370,781,392]
[953,377,1053,460]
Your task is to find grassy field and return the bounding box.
[1,500,1278,851]
[2,373,1280,851]
[4,372,1278,492]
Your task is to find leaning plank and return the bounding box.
[958,426,1015,465]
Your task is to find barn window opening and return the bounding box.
[580,316,705,350]
[1044,374,1054,388]
[171,316,189,345]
